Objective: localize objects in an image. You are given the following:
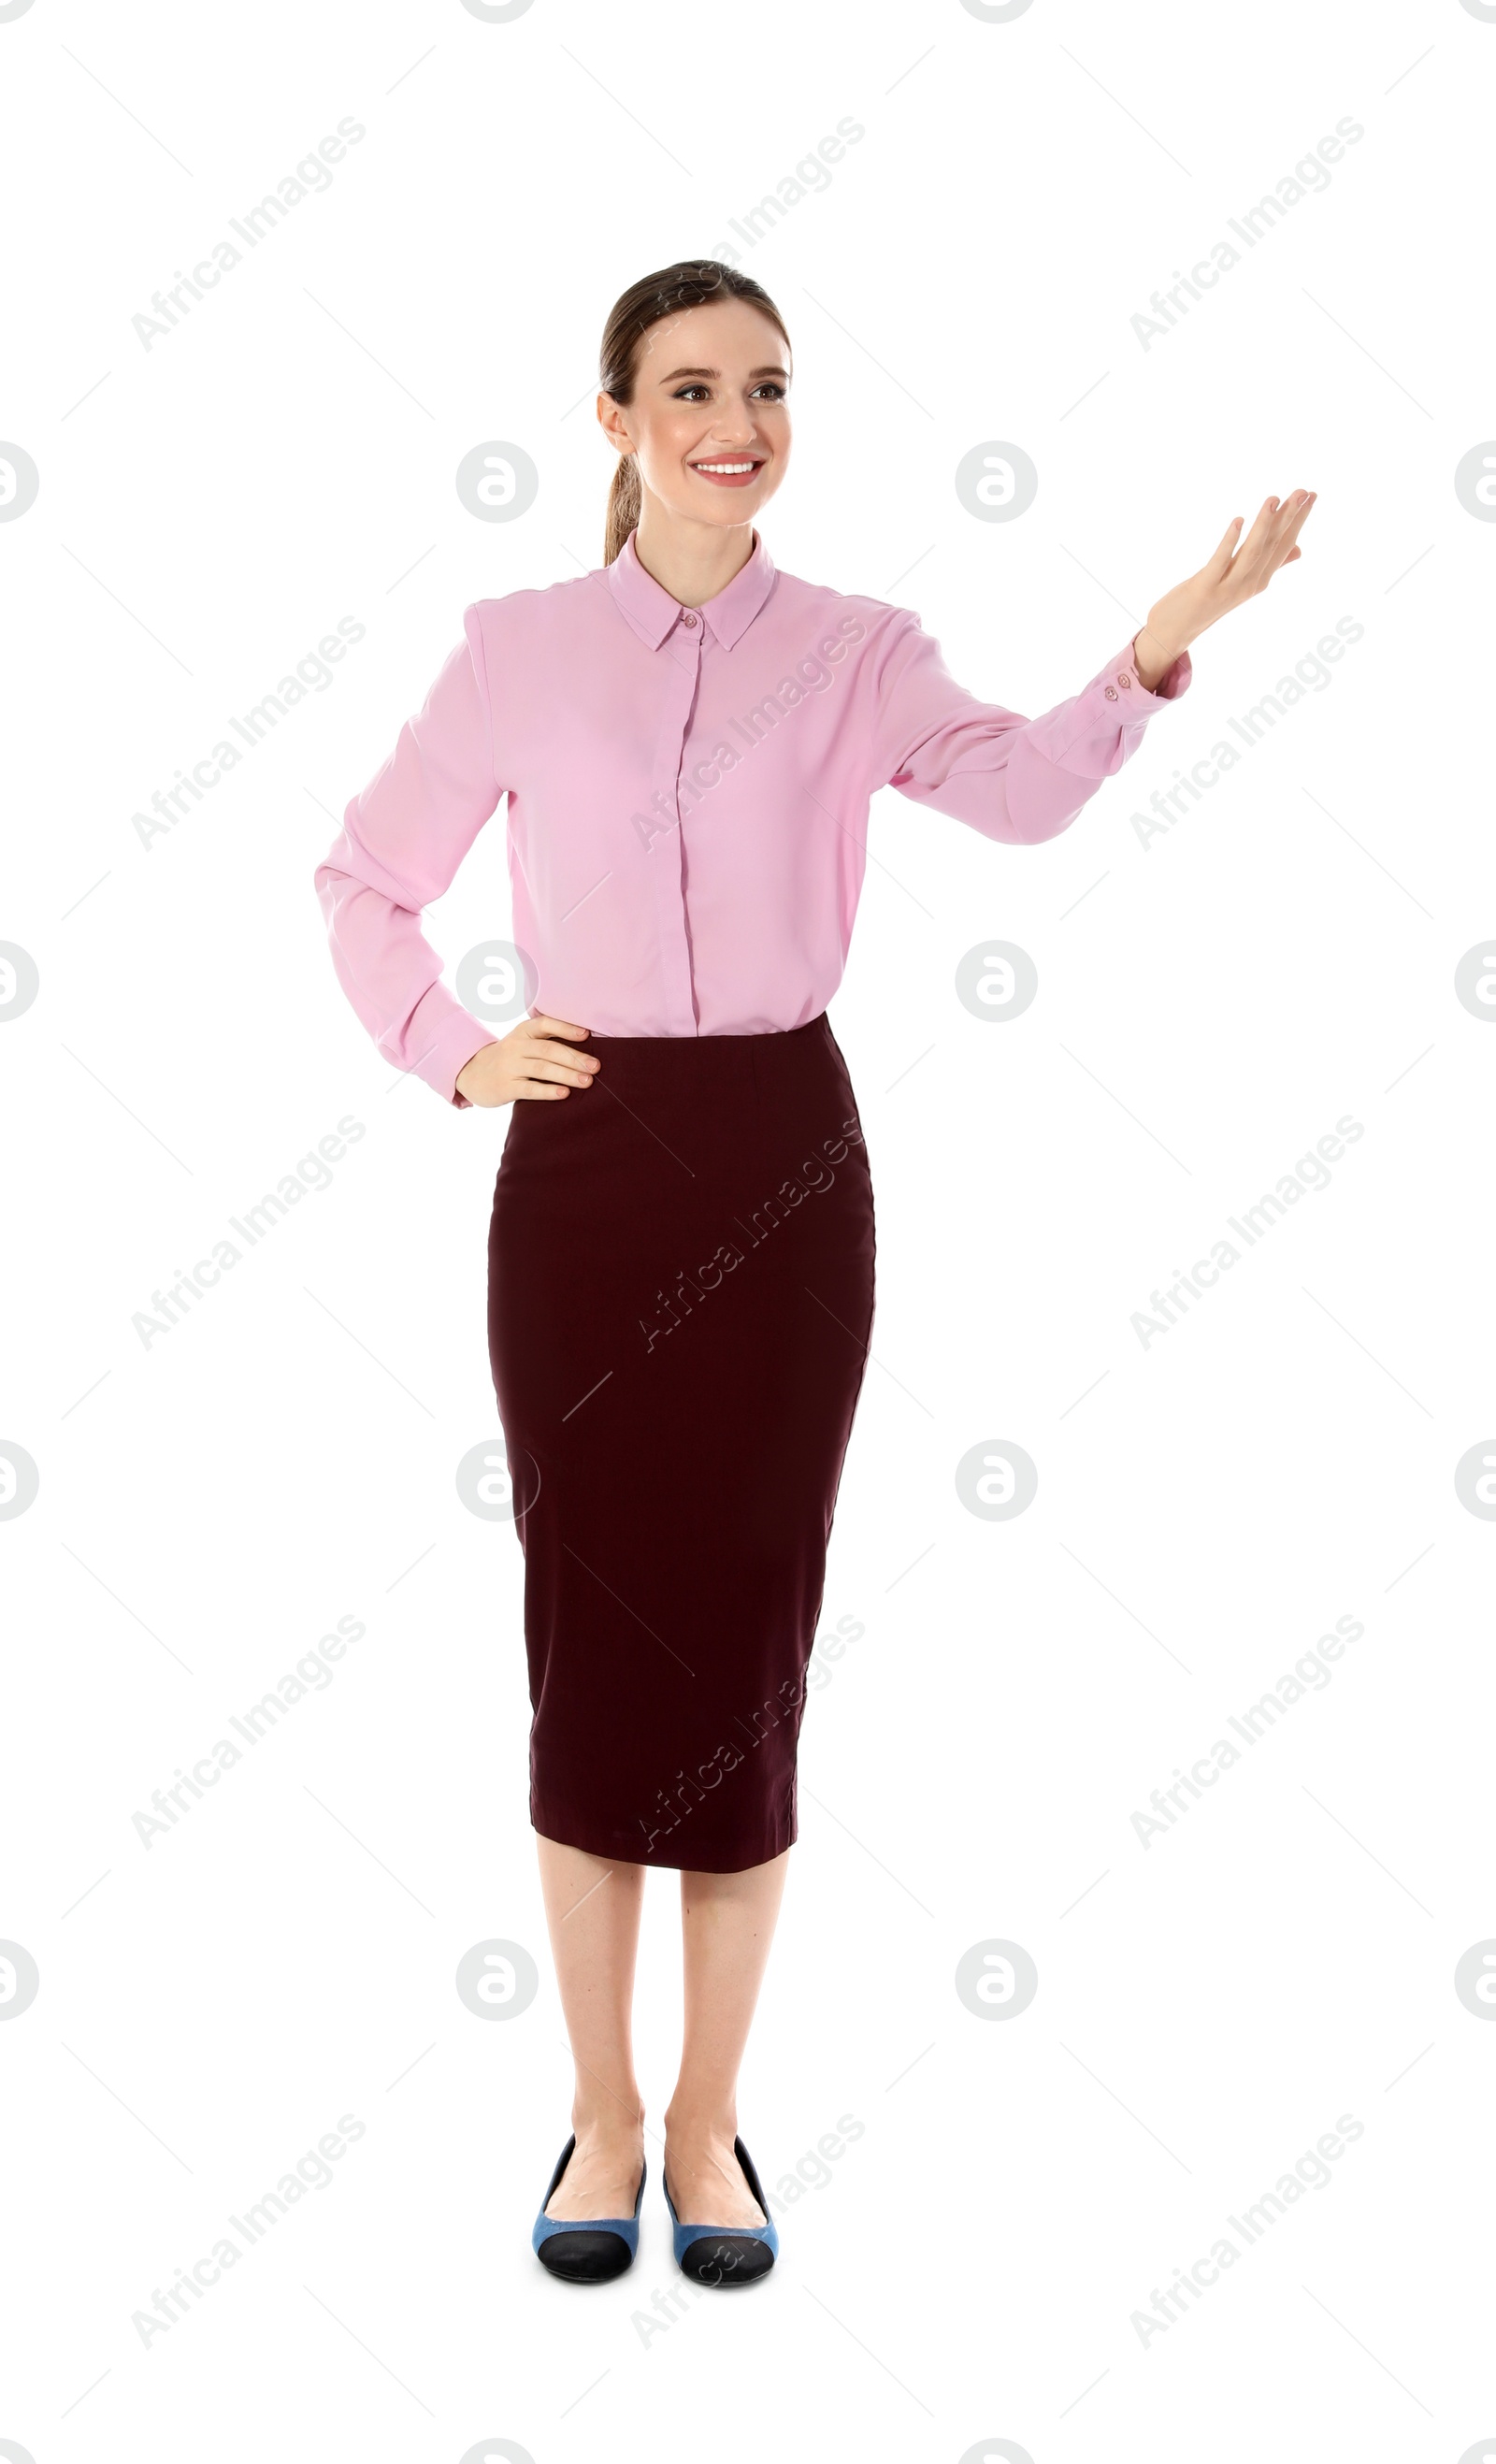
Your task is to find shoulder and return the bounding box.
[766,562,924,654]
[466,567,623,665]
[463,570,609,648]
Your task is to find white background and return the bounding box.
[3,1,1493,2458]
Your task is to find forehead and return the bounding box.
[635,295,789,374]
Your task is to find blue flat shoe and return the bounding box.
[663,2137,778,2286]
[532,2136,645,2284]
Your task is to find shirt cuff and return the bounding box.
[1114,639,1193,705]
[398,999,499,1108]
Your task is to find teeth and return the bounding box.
[695,461,757,474]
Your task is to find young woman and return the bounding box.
[314,259,1314,2289]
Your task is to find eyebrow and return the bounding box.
[655,365,790,383]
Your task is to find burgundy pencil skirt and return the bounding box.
[486,1011,875,1873]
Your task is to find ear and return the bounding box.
[597,393,633,454]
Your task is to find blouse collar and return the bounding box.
[606,525,777,653]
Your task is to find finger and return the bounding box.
[528,1037,599,1073]
[1204,516,1244,577]
[1279,489,1316,543]
[527,1056,597,1087]
[1253,494,1290,542]
[1238,493,1304,581]
[528,1015,592,1041]
[513,1078,570,1099]
[1230,497,1281,569]
[1256,495,1314,580]
[1266,488,1313,543]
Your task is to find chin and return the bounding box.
[681,497,762,526]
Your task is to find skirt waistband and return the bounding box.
[574,1011,839,1090]
[525,1009,852,1122]
[576,1011,830,1055]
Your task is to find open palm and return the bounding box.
[1134,489,1317,689]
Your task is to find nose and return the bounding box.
[708,404,759,443]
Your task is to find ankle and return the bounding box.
[571,2098,644,2143]
[664,2102,738,2146]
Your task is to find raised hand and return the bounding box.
[1132,489,1317,689]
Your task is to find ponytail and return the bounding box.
[605,450,642,566]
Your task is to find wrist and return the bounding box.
[1132,619,1188,693]
[455,1039,501,1101]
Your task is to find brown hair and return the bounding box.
[599,259,791,564]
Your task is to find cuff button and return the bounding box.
[1104,684,1118,699]
[1118,671,1132,687]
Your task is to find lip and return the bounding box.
[688,456,767,489]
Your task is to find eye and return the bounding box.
[670,382,788,403]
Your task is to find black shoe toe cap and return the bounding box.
[678,2233,776,2286]
[537,2228,633,2284]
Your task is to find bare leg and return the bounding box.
[664,1849,790,2226]
[535,1834,647,2220]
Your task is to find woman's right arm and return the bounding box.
[314,603,603,1111]
[313,604,508,1107]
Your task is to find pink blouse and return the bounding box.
[314,526,1190,1105]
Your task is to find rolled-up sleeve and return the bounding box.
[314,605,502,1107]
[866,608,1191,846]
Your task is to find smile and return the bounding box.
[689,459,764,485]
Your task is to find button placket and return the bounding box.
[644,618,703,1032]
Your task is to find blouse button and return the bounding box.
[682,612,698,627]
[1118,671,1132,688]
[1104,684,1118,699]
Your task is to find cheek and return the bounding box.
[641,416,699,470]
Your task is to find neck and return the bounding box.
[630,500,756,609]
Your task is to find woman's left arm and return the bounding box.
[861,483,1317,849]
[1130,489,1316,689]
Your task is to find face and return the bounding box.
[598,296,791,531]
